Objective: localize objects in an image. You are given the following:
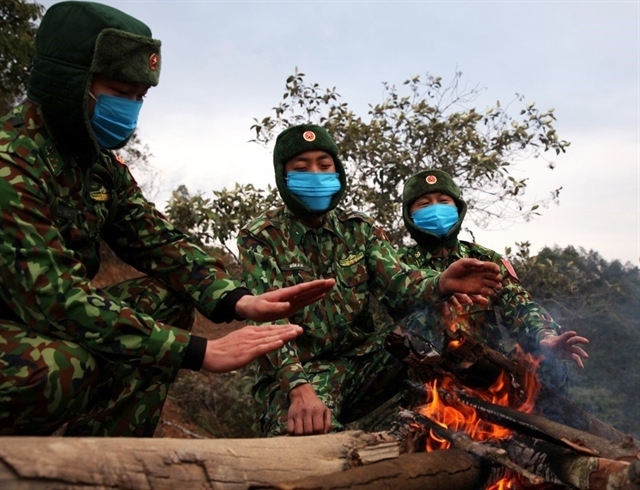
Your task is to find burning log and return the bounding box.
[396,409,543,486]
[385,325,637,445]
[453,389,640,462]
[396,400,640,489]
[385,324,640,490]
[504,436,640,490]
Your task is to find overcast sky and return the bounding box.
[40,0,640,266]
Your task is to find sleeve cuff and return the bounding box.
[211,287,253,323]
[180,334,208,371]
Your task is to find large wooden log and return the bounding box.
[0,431,395,489]
[251,450,487,490]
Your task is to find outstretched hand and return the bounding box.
[201,324,303,373]
[439,258,502,297]
[235,279,335,322]
[540,330,590,368]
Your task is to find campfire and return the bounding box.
[383,317,640,490]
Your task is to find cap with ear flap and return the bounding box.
[402,169,467,252]
[273,124,347,218]
[27,1,161,153]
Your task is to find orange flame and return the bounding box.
[426,321,543,488]
[420,348,541,487]
[487,477,518,490]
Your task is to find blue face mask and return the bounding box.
[412,204,459,237]
[286,172,342,212]
[89,93,142,149]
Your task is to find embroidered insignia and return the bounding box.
[303,130,316,142]
[501,258,519,282]
[149,53,160,71]
[339,252,364,267]
[90,186,111,202]
[426,175,437,185]
[280,261,311,272]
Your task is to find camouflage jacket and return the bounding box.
[0,101,246,375]
[399,240,560,354]
[238,205,443,394]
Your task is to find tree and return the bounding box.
[0,0,43,115]
[164,183,280,268]
[166,70,569,253]
[509,243,640,437]
[250,69,569,246]
[116,131,161,200]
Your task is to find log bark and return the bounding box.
[251,450,487,490]
[0,431,393,489]
[504,436,640,490]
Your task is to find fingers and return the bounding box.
[566,335,590,347]
[203,324,304,373]
[482,271,503,290]
[274,279,336,300]
[449,295,462,310]
[323,408,333,434]
[572,353,585,369]
[548,331,589,367]
[469,294,489,306]
[252,327,303,356]
[288,405,330,435]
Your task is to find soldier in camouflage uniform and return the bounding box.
[400,169,589,392]
[237,124,504,436]
[0,1,334,437]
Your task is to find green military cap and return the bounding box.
[402,169,467,251]
[402,169,462,207]
[273,124,347,217]
[27,1,161,153]
[32,1,161,87]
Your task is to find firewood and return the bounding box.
[250,449,486,490]
[0,431,394,489]
[503,436,640,490]
[455,390,640,461]
[386,326,638,446]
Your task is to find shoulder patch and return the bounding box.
[376,226,391,242]
[501,258,519,282]
[114,153,127,166]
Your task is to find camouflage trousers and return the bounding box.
[254,325,409,437]
[0,276,194,437]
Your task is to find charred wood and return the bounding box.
[455,390,640,462]
[397,409,544,486]
[503,436,640,490]
[386,326,639,447]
